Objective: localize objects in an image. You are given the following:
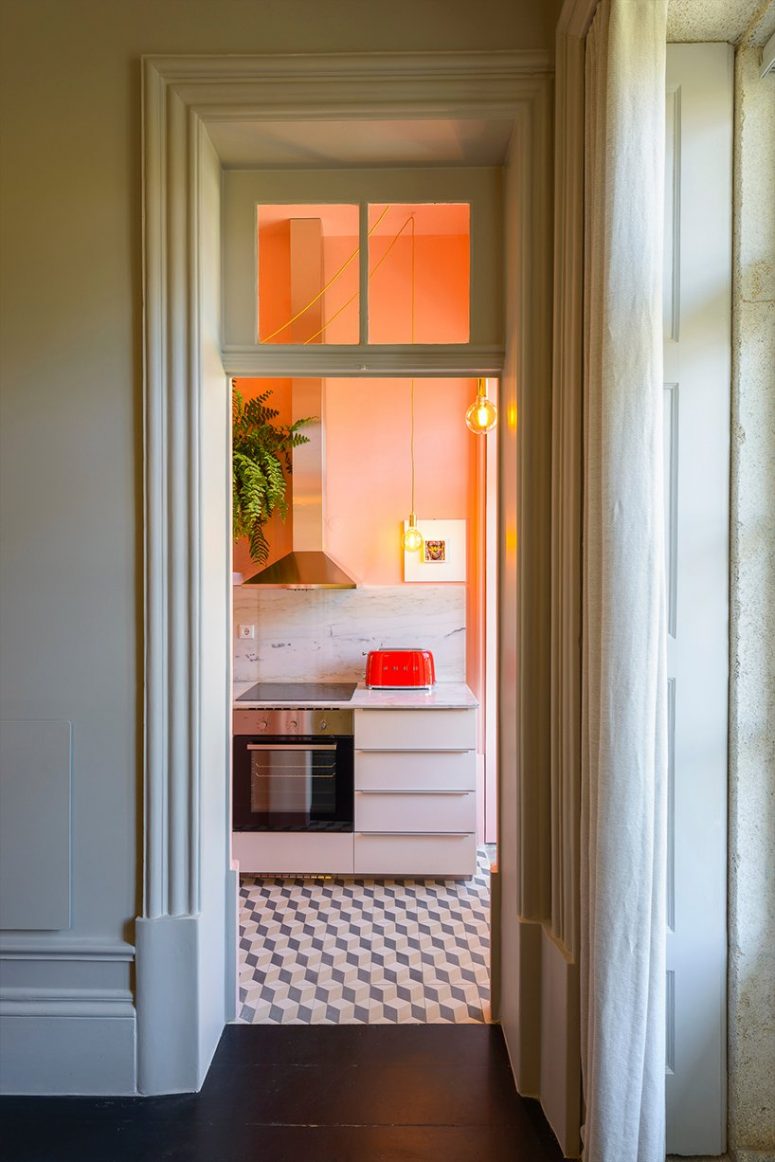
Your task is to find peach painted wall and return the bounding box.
[257,220,292,342]
[323,372,486,709]
[320,235,360,344]
[258,206,359,344]
[323,378,474,585]
[234,376,479,591]
[368,234,469,344]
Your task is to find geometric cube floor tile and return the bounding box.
[238,847,491,1025]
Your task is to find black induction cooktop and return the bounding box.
[236,681,357,703]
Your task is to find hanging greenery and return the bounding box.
[232,385,314,565]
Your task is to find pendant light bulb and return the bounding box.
[466,379,498,435]
[403,513,423,553]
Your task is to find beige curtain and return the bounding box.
[581,1,669,1160]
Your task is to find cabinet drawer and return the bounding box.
[355,749,476,791]
[355,790,476,833]
[354,709,476,751]
[232,832,353,875]
[354,832,477,878]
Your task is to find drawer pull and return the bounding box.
[357,831,473,838]
[355,748,472,754]
[356,790,470,796]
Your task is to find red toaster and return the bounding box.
[365,649,436,689]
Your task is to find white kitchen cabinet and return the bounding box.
[355,789,476,833]
[354,833,477,877]
[354,708,476,751]
[354,708,478,877]
[232,702,479,878]
[233,831,354,875]
[356,749,476,792]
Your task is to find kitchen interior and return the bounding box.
[230,198,498,1024]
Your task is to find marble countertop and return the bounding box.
[233,681,478,710]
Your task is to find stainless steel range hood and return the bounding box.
[245,380,356,589]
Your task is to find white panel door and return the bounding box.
[664,43,732,1156]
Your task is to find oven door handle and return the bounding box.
[246,743,338,752]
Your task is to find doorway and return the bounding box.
[230,368,499,1024]
[139,48,555,1108]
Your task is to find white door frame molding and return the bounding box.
[495,8,597,1154]
[140,49,553,1096]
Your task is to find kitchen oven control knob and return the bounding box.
[258,720,267,731]
[320,721,328,731]
[288,719,298,730]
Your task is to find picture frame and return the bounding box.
[403,518,466,582]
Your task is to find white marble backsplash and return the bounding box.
[233,585,466,683]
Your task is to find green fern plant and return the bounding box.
[232,386,314,565]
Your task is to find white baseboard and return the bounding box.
[667,1155,730,1161]
[135,914,199,1095]
[0,991,136,1094]
[539,928,581,1159]
[225,863,239,1022]
[500,918,581,1158]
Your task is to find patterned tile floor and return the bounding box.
[238,848,492,1025]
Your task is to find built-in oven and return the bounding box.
[233,707,354,833]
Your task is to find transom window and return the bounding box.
[221,167,502,355]
[256,202,470,345]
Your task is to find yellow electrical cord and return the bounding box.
[409,214,416,511]
[303,211,417,345]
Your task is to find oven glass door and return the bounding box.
[234,736,354,832]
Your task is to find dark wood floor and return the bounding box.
[0,1025,564,1161]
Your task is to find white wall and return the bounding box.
[0,0,551,1094]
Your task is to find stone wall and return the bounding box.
[728,38,775,1162]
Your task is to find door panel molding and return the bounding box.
[664,43,732,1156]
[500,17,587,1159]
[498,28,583,1158]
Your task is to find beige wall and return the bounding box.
[0,0,547,958]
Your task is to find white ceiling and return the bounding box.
[206,117,516,169]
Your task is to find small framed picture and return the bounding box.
[404,518,466,582]
[424,539,446,563]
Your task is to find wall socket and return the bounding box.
[237,624,255,640]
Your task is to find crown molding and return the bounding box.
[143,49,553,82]
[144,50,552,124]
